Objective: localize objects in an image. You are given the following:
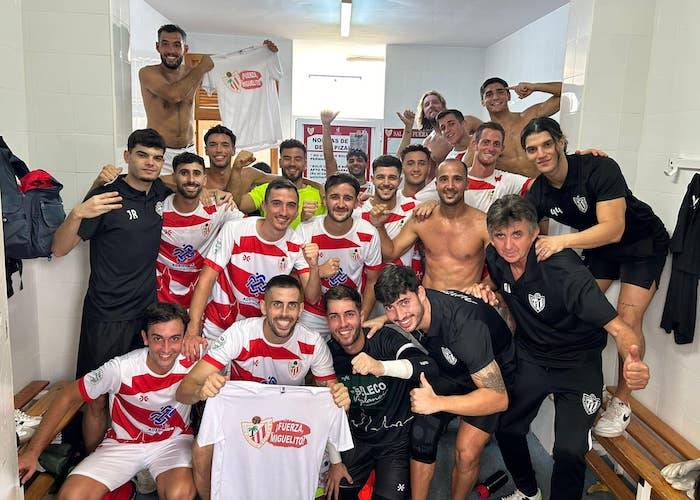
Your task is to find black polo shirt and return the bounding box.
[79,175,170,320]
[526,154,668,259]
[418,289,514,390]
[330,327,434,444]
[485,244,617,368]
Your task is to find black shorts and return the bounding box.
[584,250,667,290]
[339,436,410,499]
[76,309,144,378]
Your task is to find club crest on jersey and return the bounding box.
[288,360,303,379]
[87,367,104,385]
[241,416,273,449]
[351,248,360,261]
[328,267,349,287]
[573,195,588,213]
[528,292,546,313]
[173,244,196,263]
[246,273,267,295]
[582,393,601,415]
[202,222,211,238]
[278,256,287,272]
[210,334,226,351]
[149,405,176,427]
[155,201,164,217]
[441,346,458,365]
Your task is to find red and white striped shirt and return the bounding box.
[78,348,194,444]
[157,194,242,308]
[202,317,336,385]
[466,169,532,213]
[202,217,309,340]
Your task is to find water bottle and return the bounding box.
[474,470,509,499]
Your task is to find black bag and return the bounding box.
[0,136,66,260]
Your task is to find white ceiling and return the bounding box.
[145,0,569,47]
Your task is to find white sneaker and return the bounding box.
[16,426,35,444]
[15,409,42,429]
[501,489,542,500]
[594,397,632,437]
[134,469,157,494]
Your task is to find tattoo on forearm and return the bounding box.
[473,362,507,394]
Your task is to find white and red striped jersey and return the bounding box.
[445,149,467,162]
[466,169,532,213]
[157,194,243,308]
[202,317,336,385]
[297,216,382,332]
[78,348,194,444]
[202,217,310,340]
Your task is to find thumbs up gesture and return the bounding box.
[410,373,439,415]
[623,344,649,391]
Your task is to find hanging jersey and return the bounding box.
[466,169,532,213]
[198,382,353,500]
[297,216,382,326]
[202,46,283,151]
[202,316,336,384]
[202,217,309,340]
[77,348,194,444]
[157,194,243,308]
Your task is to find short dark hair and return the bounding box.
[157,24,187,42]
[520,117,567,152]
[486,194,539,234]
[252,161,272,174]
[347,149,368,162]
[264,178,299,203]
[204,125,236,147]
[480,77,509,98]
[399,143,431,162]
[279,139,306,156]
[374,265,420,306]
[372,154,402,174]
[143,302,189,333]
[324,285,362,311]
[172,152,205,172]
[265,274,303,299]
[127,128,166,153]
[325,173,361,196]
[436,109,464,123]
[474,121,506,144]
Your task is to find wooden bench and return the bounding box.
[15,380,84,500]
[585,385,700,500]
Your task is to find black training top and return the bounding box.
[417,289,514,391]
[79,175,170,320]
[526,154,668,259]
[330,327,436,444]
[486,244,618,368]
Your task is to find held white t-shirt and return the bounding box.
[198,382,353,500]
[202,46,283,151]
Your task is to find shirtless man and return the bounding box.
[479,78,561,177]
[138,24,212,175]
[369,159,489,292]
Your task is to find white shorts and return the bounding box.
[69,434,193,491]
[300,311,331,342]
[162,145,196,176]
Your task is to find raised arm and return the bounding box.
[512,81,562,120]
[360,268,380,320]
[321,110,339,176]
[182,265,219,361]
[139,55,214,104]
[396,109,416,156]
[369,207,420,261]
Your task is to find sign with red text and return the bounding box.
[382,128,430,155]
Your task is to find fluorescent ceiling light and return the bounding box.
[340,0,352,37]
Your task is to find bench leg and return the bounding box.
[635,478,652,500]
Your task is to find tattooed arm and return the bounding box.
[409,360,509,416]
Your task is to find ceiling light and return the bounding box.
[340,0,352,37]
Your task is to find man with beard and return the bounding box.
[298,174,383,339]
[480,77,561,177]
[51,128,171,452]
[182,179,323,355]
[370,160,490,292]
[321,110,373,195]
[157,152,243,309]
[138,25,212,175]
[176,275,350,499]
[324,285,437,500]
[231,139,326,228]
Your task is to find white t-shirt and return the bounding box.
[78,348,194,444]
[296,216,382,320]
[202,316,336,385]
[202,46,283,151]
[466,169,532,213]
[202,217,309,339]
[157,194,242,308]
[198,382,353,500]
